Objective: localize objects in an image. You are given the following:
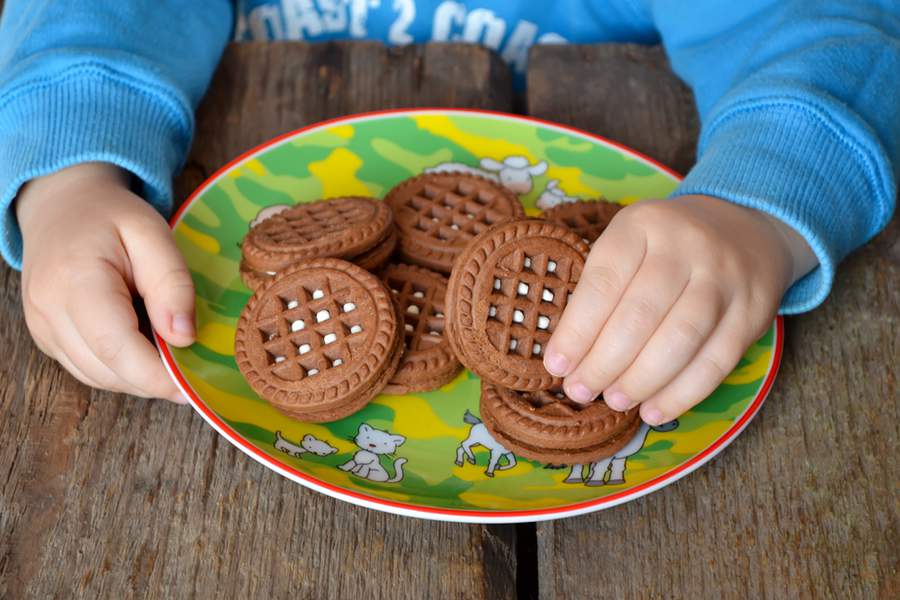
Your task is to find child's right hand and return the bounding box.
[16,163,195,403]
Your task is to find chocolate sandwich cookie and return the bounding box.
[479,382,642,464]
[540,199,622,244]
[352,227,398,272]
[239,227,398,292]
[385,173,525,273]
[445,219,589,391]
[242,197,394,274]
[234,258,403,422]
[380,263,462,395]
[239,259,273,292]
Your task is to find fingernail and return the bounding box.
[643,407,664,426]
[566,382,594,404]
[172,313,195,337]
[544,351,569,376]
[604,390,632,411]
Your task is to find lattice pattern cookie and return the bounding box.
[386,173,524,273]
[479,381,642,464]
[380,263,462,394]
[445,219,590,391]
[234,258,403,422]
[241,227,398,292]
[540,198,622,244]
[242,197,394,274]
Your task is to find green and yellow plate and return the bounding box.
[156,109,782,523]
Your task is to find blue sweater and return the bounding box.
[0,1,897,314]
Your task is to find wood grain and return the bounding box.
[528,44,899,600]
[1,41,517,599]
[528,44,699,176]
[180,41,513,192]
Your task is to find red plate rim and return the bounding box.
[155,108,783,523]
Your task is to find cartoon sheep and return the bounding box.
[424,155,548,195]
[250,204,291,228]
[535,179,579,210]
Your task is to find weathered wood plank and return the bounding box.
[1,41,517,599]
[528,44,699,176]
[528,43,899,600]
[0,255,93,599]
[181,41,513,188]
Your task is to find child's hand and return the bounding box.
[544,195,815,425]
[17,163,194,403]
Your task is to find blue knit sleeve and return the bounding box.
[0,0,233,269]
[640,0,899,313]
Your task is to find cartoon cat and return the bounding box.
[274,431,338,458]
[338,423,407,483]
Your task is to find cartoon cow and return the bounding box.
[455,410,517,477]
[563,420,679,486]
[424,155,548,195]
[535,179,579,210]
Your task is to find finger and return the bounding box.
[50,344,104,389]
[543,223,647,378]
[65,314,185,403]
[562,256,690,404]
[60,339,184,403]
[51,318,140,395]
[26,276,158,397]
[638,308,754,425]
[65,266,184,401]
[602,280,723,409]
[166,388,190,405]
[23,297,109,389]
[23,312,56,358]
[121,215,196,347]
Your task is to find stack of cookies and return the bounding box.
[239,196,397,291]
[233,169,635,464]
[443,217,640,464]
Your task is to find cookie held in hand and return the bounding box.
[385,172,524,273]
[445,219,589,391]
[479,381,642,465]
[234,258,403,422]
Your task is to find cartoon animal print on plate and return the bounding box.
[274,431,338,458]
[424,155,548,195]
[535,179,578,209]
[338,423,407,483]
[250,204,292,228]
[561,420,679,486]
[455,410,517,477]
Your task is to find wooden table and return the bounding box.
[1,41,897,599]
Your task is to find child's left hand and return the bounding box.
[544,194,815,425]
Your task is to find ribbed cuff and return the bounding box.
[673,99,895,314]
[0,64,193,269]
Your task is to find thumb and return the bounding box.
[122,214,196,347]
